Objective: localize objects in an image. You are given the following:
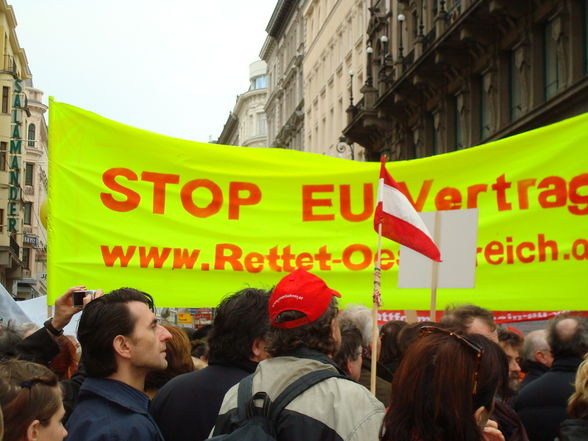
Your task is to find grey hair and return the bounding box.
[17,322,40,338]
[521,329,550,362]
[339,305,373,348]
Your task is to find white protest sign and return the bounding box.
[398,208,479,288]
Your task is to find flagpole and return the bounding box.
[430,211,441,320]
[371,222,383,395]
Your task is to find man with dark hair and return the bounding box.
[515,314,588,441]
[519,329,553,389]
[212,269,384,440]
[498,327,524,395]
[441,303,498,342]
[66,287,172,441]
[150,287,271,441]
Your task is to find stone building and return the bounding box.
[0,0,32,297]
[217,60,268,147]
[343,0,588,161]
[303,0,368,160]
[17,79,47,299]
[261,0,306,150]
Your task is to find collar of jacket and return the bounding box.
[522,360,550,374]
[362,357,393,382]
[80,377,150,414]
[551,356,584,372]
[283,347,347,375]
[208,357,258,373]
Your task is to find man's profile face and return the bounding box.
[126,301,172,372]
[501,343,522,392]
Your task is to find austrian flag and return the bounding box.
[374,159,441,262]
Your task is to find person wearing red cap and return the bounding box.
[212,268,385,440]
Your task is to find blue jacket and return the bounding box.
[66,377,164,441]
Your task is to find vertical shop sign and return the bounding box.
[8,79,23,232]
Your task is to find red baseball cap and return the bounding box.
[269,268,341,329]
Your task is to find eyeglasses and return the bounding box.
[419,326,484,394]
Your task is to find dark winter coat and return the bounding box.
[514,356,583,441]
[66,377,164,441]
[149,357,257,441]
[520,360,550,390]
[558,418,588,441]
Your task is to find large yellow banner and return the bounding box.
[48,100,588,310]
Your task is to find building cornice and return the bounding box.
[266,0,297,38]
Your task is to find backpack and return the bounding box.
[209,368,345,440]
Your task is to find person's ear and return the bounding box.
[26,419,41,441]
[474,406,489,428]
[250,337,269,362]
[113,335,132,360]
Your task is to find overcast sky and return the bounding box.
[9,0,278,142]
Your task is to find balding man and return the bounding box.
[519,329,553,390]
[514,314,588,441]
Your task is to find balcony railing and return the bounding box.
[10,235,19,256]
[1,55,16,75]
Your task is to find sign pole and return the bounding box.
[370,222,383,395]
[430,211,442,320]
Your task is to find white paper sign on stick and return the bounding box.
[398,208,479,289]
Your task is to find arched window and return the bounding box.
[28,123,36,147]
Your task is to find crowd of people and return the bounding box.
[0,268,587,441]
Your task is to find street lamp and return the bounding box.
[348,70,354,107]
[397,13,405,59]
[337,136,355,160]
[366,45,373,86]
[380,35,389,62]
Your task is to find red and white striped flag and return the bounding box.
[374,158,441,262]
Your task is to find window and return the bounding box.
[27,123,36,147]
[0,209,3,233]
[480,74,491,140]
[509,50,523,121]
[428,113,440,155]
[453,96,463,150]
[256,113,267,136]
[23,202,32,225]
[22,247,30,269]
[25,163,34,186]
[0,141,6,171]
[544,20,559,100]
[2,86,8,113]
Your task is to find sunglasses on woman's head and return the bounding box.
[419,326,484,394]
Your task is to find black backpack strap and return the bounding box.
[236,374,254,420]
[268,369,345,421]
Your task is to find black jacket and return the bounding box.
[358,357,392,406]
[8,327,59,364]
[558,419,588,441]
[149,357,257,441]
[514,356,583,441]
[520,360,550,390]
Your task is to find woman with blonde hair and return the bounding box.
[0,359,67,441]
[558,357,588,441]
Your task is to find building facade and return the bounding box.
[218,60,268,147]
[343,0,588,161]
[18,79,48,299]
[0,0,34,298]
[303,0,368,160]
[261,0,306,151]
